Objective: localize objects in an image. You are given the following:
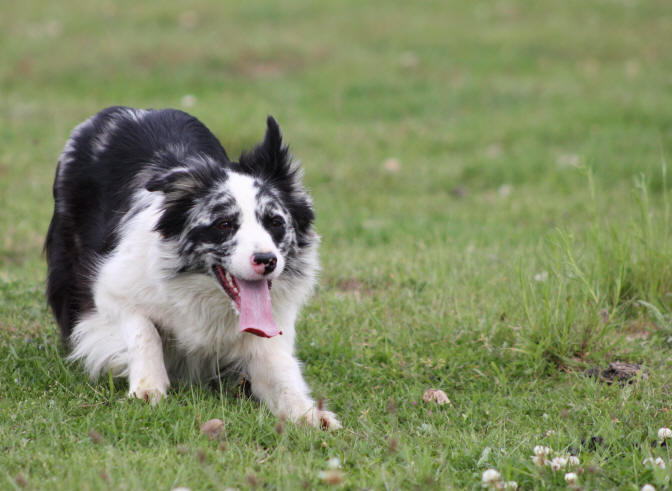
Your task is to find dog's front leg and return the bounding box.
[119,312,170,404]
[246,349,341,430]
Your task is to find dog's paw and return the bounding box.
[129,378,168,406]
[317,410,342,431]
[130,386,167,405]
[301,407,342,431]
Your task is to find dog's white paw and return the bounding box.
[300,407,342,430]
[317,410,342,430]
[129,378,168,406]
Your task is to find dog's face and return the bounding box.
[146,117,314,337]
[187,171,296,280]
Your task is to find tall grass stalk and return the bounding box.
[517,168,672,370]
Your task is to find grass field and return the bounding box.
[2,0,672,489]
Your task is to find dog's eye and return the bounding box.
[215,218,234,231]
[270,215,285,228]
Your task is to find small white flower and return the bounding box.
[556,153,581,168]
[534,271,549,282]
[382,157,401,173]
[643,457,666,469]
[568,455,580,466]
[482,469,501,487]
[531,455,545,466]
[533,445,551,456]
[497,184,512,198]
[641,485,656,491]
[658,427,672,440]
[564,472,578,484]
[504,481,518,489]
[548,457,567,470]
[327,457,341,469]
[180,94,197,108]
[318,469,344,484]
[423,388,450,405]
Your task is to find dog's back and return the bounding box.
[45,106,229,338]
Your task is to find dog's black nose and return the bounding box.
[252,252,277,274]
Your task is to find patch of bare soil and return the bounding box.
[585,362,647,384]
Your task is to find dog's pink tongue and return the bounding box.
[237,279,281,338]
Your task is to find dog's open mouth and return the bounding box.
[214,265,281,338]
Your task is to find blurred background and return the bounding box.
[2,0,672,340]
[3,0,671,274]
[3,0,672,339]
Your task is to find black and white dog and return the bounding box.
[45,106,340,429]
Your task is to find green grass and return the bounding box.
[2,0,672,489]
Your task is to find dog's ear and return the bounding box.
[262,115,284,163]
[238,116,293,183]
[146,168,196,195]
[145,159,222,199]
[146,166,213,239]
[238,116,315,245]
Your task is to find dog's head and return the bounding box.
[146,117,315,337]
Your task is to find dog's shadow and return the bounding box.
[207,369,253,400]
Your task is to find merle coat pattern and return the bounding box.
[46,107,340,429]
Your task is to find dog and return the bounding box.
[45,106,340,429]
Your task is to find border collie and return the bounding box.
[45,106,340,429]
